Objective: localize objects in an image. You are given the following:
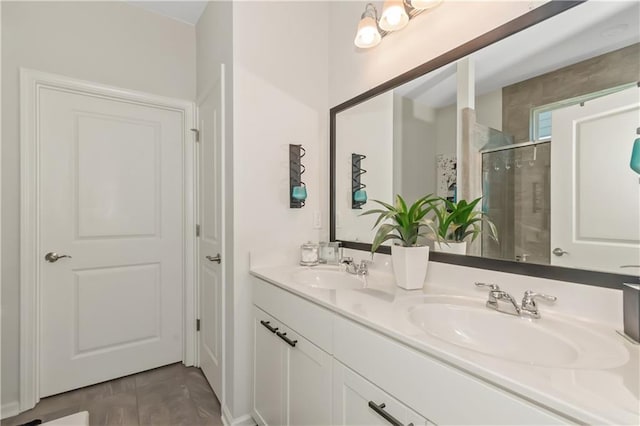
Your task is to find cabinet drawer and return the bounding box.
[333,315,571,425]
[333,360,430,426]
[253,276,333,353]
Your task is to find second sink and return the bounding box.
[406,296,628,369]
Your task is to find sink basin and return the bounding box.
[292,266,366,290]
[406,296,628,369]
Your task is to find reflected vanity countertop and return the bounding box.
[250,264,640,425]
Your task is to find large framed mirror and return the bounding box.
[330,0,640,288]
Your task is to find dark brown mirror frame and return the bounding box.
[329,0,639,290]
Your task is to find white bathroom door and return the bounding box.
[197,65,224,399]
[38,84,185,397]
[550,86,640,272]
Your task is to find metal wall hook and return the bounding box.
[351,153,367,209]
[289,144,306,208]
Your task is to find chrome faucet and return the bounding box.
[520,290,557,319]
[475,283,556,319]
[475,282,520,316]
[340,257,370,276]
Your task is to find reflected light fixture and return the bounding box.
[354,3,382,48]
[380,0,409,32]
[354,0,444,49]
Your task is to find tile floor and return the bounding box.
[2,363,223,426]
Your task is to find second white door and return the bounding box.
[551,86,640,273]
[197,65,224,399]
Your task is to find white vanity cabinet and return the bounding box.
[252,275,574,426]
[252,279,333,426]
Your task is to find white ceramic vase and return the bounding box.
[391,245,430,290]
[434,241,467,255]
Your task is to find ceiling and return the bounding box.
[126,1,208,25]
[395,1,640,108]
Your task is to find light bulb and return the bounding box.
[380,0,409,32]
[354,15,381,48]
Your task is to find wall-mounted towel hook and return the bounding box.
[290,144,306,208]
[352,153,367,209]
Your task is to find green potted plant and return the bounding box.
[361,194,438,290]
[427,197,498,255]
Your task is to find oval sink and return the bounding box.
[292,266,365,290]
[406,297,628,369]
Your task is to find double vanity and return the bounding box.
[250,256,639,425]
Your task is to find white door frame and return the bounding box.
[19,68,197,411]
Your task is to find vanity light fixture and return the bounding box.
[379,0,410,32]
[354,3,382,49]
[354,0,444,48]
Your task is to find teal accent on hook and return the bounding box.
[631,137,640,174]
[353,189,367,203]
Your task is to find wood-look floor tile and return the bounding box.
[87,391,138,426]
[136,376,200,426]
[184,368,221,424]
[134,363,185,388]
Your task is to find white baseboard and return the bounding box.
[1,401,20,420]
[221,404,255,426]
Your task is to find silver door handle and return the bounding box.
[206,254,222,264]
[45,252,72,263]
[552,248,568,257]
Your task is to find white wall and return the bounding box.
[336,92,394,243]
[230,0,329,420]
[1,0,196,408]
[395,96,438,203]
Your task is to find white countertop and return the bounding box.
[250,263,640,425]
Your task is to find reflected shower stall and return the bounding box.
[481,142,551,263]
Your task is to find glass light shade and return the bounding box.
[379,0,409,31]
[354,15,382,48]
[631,137,640,174]
[410,0,443,10]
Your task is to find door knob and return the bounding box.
[45,252,72,263]
[552,247,568,257]
[206,254,222,264]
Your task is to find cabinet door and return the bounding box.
[283,326,332,426]
[333,360,427,426]
[253,308,284,426]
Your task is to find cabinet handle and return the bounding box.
[276,331,298,347]
[260,320,278,333]
[368,401,412,426]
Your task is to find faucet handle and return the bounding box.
[523,290,557,303]
[475,282,500,291]
[340,256,353,264]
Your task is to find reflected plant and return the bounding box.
[360,194,439,253]
[426,197,498,244]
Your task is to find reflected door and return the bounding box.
[39,86,184,396]
[551,86,640,272]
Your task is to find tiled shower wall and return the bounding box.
[502,43,640,143]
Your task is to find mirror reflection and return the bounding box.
[334,1,640,274]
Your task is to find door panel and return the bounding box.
[198,66,224,398]
[551,86,640,272]
[253,308,284,426]
[285,328,332,426]
[39,87,184,397]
